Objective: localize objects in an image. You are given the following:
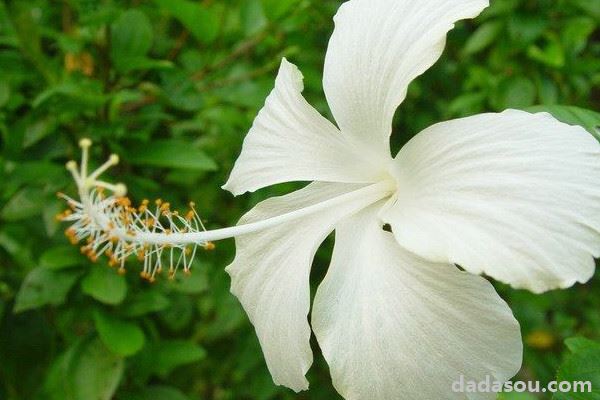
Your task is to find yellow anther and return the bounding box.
[185,210,195,221]
[203,242,215,251]
[55,210,72,221]
[108,154,119,165]
[66,160,77,171]
[155,199,163,206]
[116,197,131,207]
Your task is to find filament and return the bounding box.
[57,139,392,280]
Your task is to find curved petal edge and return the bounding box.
[312,204,522,400]
[383,109,600,293]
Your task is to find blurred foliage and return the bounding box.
[0,0,599,399]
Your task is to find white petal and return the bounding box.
[382,110,600,293]
[223,58,383,196]
[312,204,522,400]
[225,182,389,392]
[323,0,489,158]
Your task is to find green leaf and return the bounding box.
[160,70,204,112]
[129,386,190,400]
[527,38,565,68]
[261,0,300,20]
[572,0,600,21]
[111,10,153,73]
[463,21,503,55]
[127,139,217,170]
[158,294,193,331]
[167,268,208,294]
[153,0,218,44]
[14,268,81,312]
[44,338,124,400]
[93,310,145,357]
[0,226,35,268]
[554,346,600,399]
[526,105,600,138]
[6,2,55,83]
[81,267,127,305]
[23,117,57,148]
[39,246,85,270]
[33,82,108,109]
[446,92,486,117]
[0,79,10,107]
[562,17,596,55]
[71,339,124,400]
[148,340,206,378]
[4,161,65,188]
[496,77,536,109]
[565,337,600,354]
[507,15,548,45]
[121,290,170,317]
[1,187,46,221]
[241,0,267,36]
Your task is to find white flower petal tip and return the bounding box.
[323,0,490,159]
[383,109,600,294]
[223,58,383,196]
[312,205,522,400]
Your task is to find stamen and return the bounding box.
[58,139,212,280]
[58,139,394,281]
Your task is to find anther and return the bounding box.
[79,138,92,148]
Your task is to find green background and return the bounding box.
[1,0,599,399]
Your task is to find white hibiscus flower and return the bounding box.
[221,0,600,398]
[60,0,600,398]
